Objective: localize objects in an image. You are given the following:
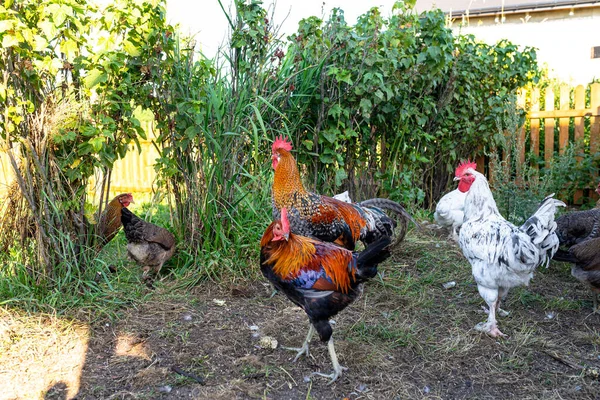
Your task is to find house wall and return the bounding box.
[449,7,600,85]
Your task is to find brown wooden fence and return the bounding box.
[476,82,600,203]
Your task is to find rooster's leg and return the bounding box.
[475,286,507,338]
[310,337,348,385]
[282,325,314,362]
[496,287,510,317]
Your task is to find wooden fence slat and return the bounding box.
[573,85,586,204]
[517,89,526,165]
[544,89,555,168]
[558,84,570,155]
[530,88,540,170]
[591,83,600,155]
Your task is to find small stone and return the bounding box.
[423,386,430,394]
[357,383,368,392]
[545,312,555,320]
[303,376,311,383]
[182,313,192,321]
[259,336,278,349]
[249,325,259,331]
[158,385,172,393]
[575,385,582,391]
[435,243,441,248]
[212,299,226,306]
[442,281,456,289]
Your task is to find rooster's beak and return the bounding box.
[283,233,289,241]
[453,177,460,181]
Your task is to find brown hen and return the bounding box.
[96,193,133,249]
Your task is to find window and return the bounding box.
[592,46,600,59]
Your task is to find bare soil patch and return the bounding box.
[2,232,600,399]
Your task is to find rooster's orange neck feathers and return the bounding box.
[272,150,308,207]
[261,223,355,293]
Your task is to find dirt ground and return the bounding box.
[2,232,600,399]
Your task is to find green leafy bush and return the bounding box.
[273,1,539,208]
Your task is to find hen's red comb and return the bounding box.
[272,135,293,152]
[455,159,477,177]
[280,207,290,234]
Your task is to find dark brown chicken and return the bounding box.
[96,193,133,249]
[553,217,600,311]
[121,207,175,280]
[554,182,600,248]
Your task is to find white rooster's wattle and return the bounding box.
[457,167,565,337]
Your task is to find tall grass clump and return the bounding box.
[141,1,308,279]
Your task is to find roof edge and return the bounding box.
[447,0,600,17]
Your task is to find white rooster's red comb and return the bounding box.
[455,159,477,177]
[272,136,293,152]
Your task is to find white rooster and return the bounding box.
[434,160,475,240]
[456,166,565,337]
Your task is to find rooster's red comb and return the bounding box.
[280,207,290,234]
[455,159,477,177]
[272,135,293,153]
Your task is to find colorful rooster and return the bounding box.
[260,208,391,383]
[271,136,414,250]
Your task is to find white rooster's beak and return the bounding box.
[453,176,460,181]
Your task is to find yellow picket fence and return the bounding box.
[0,120,161,196]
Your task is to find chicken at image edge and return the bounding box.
[552,182,600,311]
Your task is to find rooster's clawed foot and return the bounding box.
[310,365,348,385]
[282,344,310,362]
[474,321,507,338]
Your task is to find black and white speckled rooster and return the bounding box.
[456,166,565,337]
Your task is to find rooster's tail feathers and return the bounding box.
[355,236,392,279]
[359,198,419,246]
[519,194,565,268]
[520,194,566,243]
[359,198,419,228]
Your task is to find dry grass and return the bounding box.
[0,308,89,399]
[1,231,600,399]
